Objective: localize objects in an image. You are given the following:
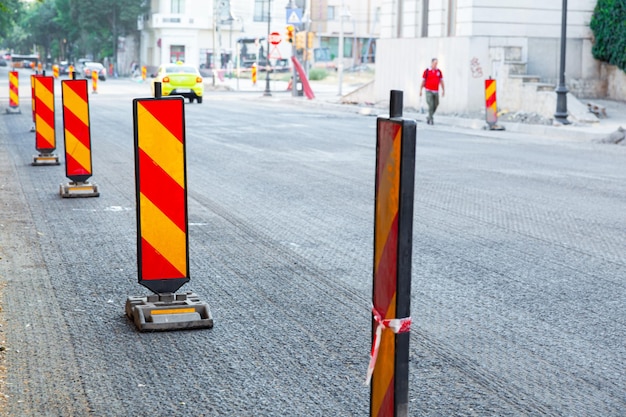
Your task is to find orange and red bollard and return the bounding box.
[32,75,60,165]
[485,78,505,131]
[60,77,99,197]
[91,69,98,94]
[367,90,415,417]
[251,63,257,86]
[7,71,21,114]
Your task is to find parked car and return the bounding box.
[81,62,106,81]
[58,60,69,75]
[151,62,204,103]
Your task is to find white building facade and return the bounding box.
[375,0,618,114]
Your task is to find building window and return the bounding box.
[254,0,269,22]
[327,6,336,20]
[171,0,184,14]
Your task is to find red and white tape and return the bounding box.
[365,306,411,385]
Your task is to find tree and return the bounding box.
[590,0,626,72]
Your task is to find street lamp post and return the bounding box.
[337,0,345,96]
[263,0,272,96]
[554,0,569,124]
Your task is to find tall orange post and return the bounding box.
[32,75,60,165]
[7,71,21,114]
[60,79,99,197]
[52,64,59,79]
[368,90,415,417]
[485,78,504,131]
[141,65,147,81]
[30,74,37,131]
[68,64,75,79]
[91,69,98,94]
[251,63,257,86]
[125,88,213,332]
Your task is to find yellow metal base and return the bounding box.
[32,154,60,166]
[60,182,100,198]
[125,292,214,332]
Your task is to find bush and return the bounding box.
[590,0,626,71]
[308,68,328,81]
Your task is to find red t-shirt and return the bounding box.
[423,68,443,92]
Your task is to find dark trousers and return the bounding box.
[426,91,439,121]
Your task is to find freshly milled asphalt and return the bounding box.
[0,75,624,416]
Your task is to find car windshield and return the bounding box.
[165,66,196,74]
[86,62,103,69]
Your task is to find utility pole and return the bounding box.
[337,0,345,96]
[263,0,272,96]
[554,0,569,124]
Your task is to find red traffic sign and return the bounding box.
[269,32,282,45]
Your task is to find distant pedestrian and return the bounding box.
[420,58,445,125]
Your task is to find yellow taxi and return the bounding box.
[152,62,204,103]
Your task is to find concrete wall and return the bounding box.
[605,65,626,101]
[375,36,490,113]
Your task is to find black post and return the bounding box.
[390,90,403,118]
[554,0,569,124]
[154,82,162,99]
[263,0,272,96]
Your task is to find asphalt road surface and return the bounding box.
[0,72,625,416]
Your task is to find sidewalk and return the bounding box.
[209,74,626,143]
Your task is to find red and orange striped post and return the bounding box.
[367,90,415,417]
[59,79,99,197]
[7,71,21,114]
[125,87,213,331]
[251,63,257,86]
[141,65,147,82]
[52,64,59,79]
[32,75,60,165]
[485,78,505,131]
[30,74,37,131]
[68,64,75,80]
[91,69,98,94]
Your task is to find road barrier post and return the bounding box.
[29,74,37,131]
[485,78,505,131]
[126,94,213,331]
[91,70,98,94]
[52,64,59,79]
[7,71,21,114]
[141,65,147,82]
[68,64,75,80]
[59,79,99,198]
[251,63,257,86]
[32,75,60,165]
[367,90,415,417]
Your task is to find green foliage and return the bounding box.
[308,68,328,81]
[590,0,626,72]
[1,0,147,64]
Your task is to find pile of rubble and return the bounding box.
[498,111,553,125]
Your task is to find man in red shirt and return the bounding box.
[419,58,445,125]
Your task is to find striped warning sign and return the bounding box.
[34,76,56,153]
[30,74,37,123]
[133,96,189,294]
[485,78,497,125]
[9,71,19,108]
[370,114,415,417]
[62,79,93,183]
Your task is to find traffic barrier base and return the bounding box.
[32,153,60,166]
[59,181,99,198]
[5,106,21,115]
[125,292,214,332]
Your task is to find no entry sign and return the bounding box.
[269,32,281,45]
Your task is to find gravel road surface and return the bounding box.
[0,75,624,416]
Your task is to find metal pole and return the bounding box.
[212,0,217,86]
[263,0,272,96]
[337,0,345,96]
[554,0,569,124]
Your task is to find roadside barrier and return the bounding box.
[29,74,36,131]
[7,71,20,114]
[32,75,59,165]
[141,65,147,82]
[251,63,257,86]
[52,64,59,79]
[367,90,415,417]
[91,69,98,94]
[485,78,505,131]
[68,65,74,80]
[125,82,213,332]
[59,79,99,198]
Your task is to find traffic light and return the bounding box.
[307,32,314,49]
[286,25,294,43]
[295,32,305,50]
